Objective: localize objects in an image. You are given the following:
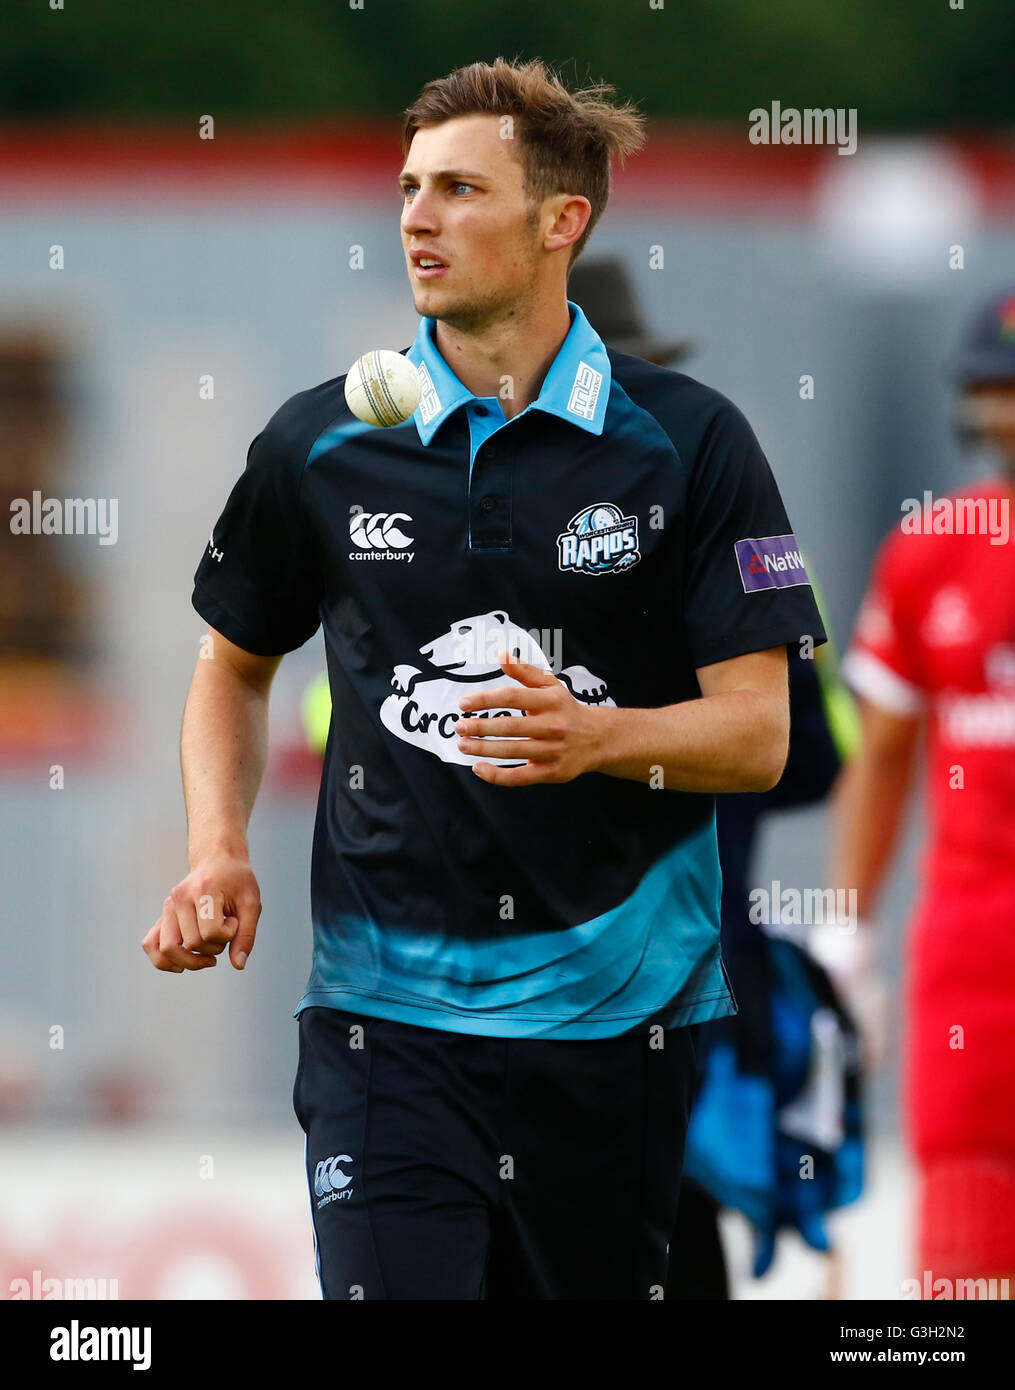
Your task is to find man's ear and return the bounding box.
[544,194,591,256]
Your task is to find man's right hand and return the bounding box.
[142,856,262,974]
[808,920,888,1071]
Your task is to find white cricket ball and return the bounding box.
[344,349,422,427]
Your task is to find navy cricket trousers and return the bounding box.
[293,1005,700,1300]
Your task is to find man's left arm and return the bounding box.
[456,644,788,792]
[590,644,788,792]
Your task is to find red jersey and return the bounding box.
[842,475,1015,891]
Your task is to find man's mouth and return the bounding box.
[412,253,448,279]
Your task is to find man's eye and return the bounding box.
[400,182,473,198]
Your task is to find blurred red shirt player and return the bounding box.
[832,288,1015,1296]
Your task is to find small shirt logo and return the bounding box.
[314,1154,355,1208]
[735,535,810,592]
[417,362,441,424]
[921,585,977,647]
[567,361,603,421]
[349,511,415,563]
[557,502,640,576]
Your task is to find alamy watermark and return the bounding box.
[749,101,857,156]
[748,880,858,931]
[9,1270,119,1299]
[450,623,564,674]
[900,491,1010,545]
[10,491,118,545]
[902,1270,1010,1300]
[49,1319,150,1370]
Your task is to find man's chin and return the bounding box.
[411,285,453,319]
[414,297,480,331]
[409,282,514,333]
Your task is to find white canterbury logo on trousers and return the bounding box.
[314,1154,355,1207]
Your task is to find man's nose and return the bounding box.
[402,188,437,235]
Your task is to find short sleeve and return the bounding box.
[191,412,322,656]
[840,529,926,715]
[682,398,826,669]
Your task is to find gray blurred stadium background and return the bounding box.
[1,0,1013,1299]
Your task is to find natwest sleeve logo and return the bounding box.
[734,535,811,592]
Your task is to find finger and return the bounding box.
[455,714,551,739]
[459,738,559,762]
[471,759,553,786]
[145,946,184,973]
[173,893,207,953]
[142,920,184,973]
[150,902,180,961]
[458,686,557,714]
[498,652,560,688]
[160,901,217,971]
[162,939,218,971]
[194,889,235,952]
[176,889,231,955]
[229,890,261,970]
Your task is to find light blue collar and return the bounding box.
[405,299,611,445]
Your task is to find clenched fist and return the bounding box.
[142,854,261,974]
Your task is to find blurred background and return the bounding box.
[2,0,1014,1299]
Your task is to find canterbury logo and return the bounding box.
[349,511,414,549]
[314,1154,354,1196]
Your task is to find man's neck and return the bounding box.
[433,297,573,421]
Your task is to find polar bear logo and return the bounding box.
[379,609,615,766]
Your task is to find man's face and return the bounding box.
[399,114,545,331]
[961,381,1015,468]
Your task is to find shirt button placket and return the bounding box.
[470,439,510,550]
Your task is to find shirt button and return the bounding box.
[473,404,487,416]
[482,443,497,459]
[480,495,497,513]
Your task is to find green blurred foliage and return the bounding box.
[2,0,1013,129]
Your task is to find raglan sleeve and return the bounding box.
[839,528,926,715]
[682,395,826,669]
[191,406,323,656]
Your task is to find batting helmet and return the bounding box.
[953,288,1015,386]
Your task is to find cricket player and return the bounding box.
[143,56,826,1300]
[833,288,1015,1295]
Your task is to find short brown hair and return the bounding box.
[402,57,646,269]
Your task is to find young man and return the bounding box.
[143,57,825,1300]
[832,288,1015,1295]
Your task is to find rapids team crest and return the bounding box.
[557,502,641,576]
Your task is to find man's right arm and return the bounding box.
[142,626,283,974]
[830,695,922,919]
[817,695,922,1067]
[182,628,282,869]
